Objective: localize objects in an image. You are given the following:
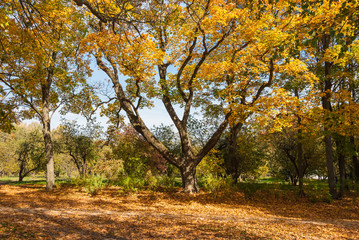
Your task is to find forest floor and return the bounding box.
[0,183,358,240]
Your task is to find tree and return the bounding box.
[59,120,101,177]
[109,125,167,178]
[75,0,305,193]
[14,124,45,181]
[0,130,18,176]
[297,0,359,198]
[222,127,266,183]
[0,123,46,180]
[0,0,92,189]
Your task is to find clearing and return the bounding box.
[0,183,358,239]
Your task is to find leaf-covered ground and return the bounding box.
[0,184,358,239]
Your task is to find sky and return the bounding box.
[26,67,177,130]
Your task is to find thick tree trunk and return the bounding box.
[180,163,199,193]
[226,123,243,183]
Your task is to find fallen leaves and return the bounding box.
[0,184,358,239]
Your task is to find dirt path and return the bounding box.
[0,184,358,239]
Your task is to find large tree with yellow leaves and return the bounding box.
[75,0,304,193]
[0,0,92,190]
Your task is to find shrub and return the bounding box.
[148,175,177,192]
[201,175,235,192]
[115,175,146,191]
[71,175,106,196]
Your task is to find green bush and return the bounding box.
[114,175,178,192]
[71,175,106,196]
[305,183,333,203]
[115,175,146,191]
[148,175,177,192]
[201,175,235,192]
[237,182,265,199]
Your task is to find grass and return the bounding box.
[1,175,357,203]
[0,175,69,186]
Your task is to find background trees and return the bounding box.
[0,123,45,181]
[59,120,101,177]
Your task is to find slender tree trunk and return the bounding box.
[321,35,338,199]
[336,137,346,198]
[350,86,359,182]
[297,137,305,196]
[42,52,57,191]
[338,151,345,198]
[350,137,359,182]
[43,114,55,190]
[19,161,25,182]
[82,162,87,177]
[323,132,337,198]
[294,88,305,196]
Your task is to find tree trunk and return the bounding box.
[320,35,338,199]
[41,51,57,190]
[179,163,199,193]
[336,137,346,198]
[295,88,305,196]
[19,158,25,182]
[226,123,243,183]
[350,136,359,182]
[297,139,305,196]
[338,151,345,198]
[43,117,55,190]
[82,162,87,177]
[19,165,25,182]
[324,133,337,199]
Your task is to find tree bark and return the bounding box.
[323,133,337,198]
[42,51,57,191]
[19,160,25,182]
[338,151,345,198]
[350,86,359,182]
[350,136,359,182]
[336,137,346,198]
[294,88,305,196]
[179,161,199,193]
[297,134,305,196]
[226,123,243,183]
[320,35,338,199]
[43,112,55,190]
